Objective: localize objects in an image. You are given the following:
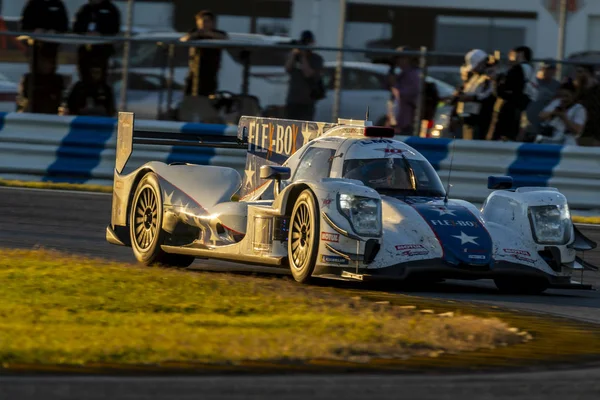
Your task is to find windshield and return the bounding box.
[342,158,446,197]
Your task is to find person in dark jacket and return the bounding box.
[180,10,228,97]
[66,65,116,117]
[20,0,70,73]
[16,56,65,114]
[73,0,121,83]
[487,46,536,141]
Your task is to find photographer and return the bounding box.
[487,46,536,141]
[536,82,586,145]
[454,49,496,140]
[284,30,324,121]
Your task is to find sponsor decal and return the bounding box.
[321,232,340,242]
[374,147,404,155]
[431,220,478,227]
[359,139,394,145]
[503,249,535,264]
[503,249,531,256]
[514,255,536,264]
[395,244,429,257]
[321,195,334,209]
[468,254,486,260]
[321,255,349,265]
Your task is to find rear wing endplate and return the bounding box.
[115,112,248,174]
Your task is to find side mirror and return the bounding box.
[488,176,513,190]
[260,165,291,181]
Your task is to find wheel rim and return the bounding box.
[134,186,158,250]
[291,202,312,270]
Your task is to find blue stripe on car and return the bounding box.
[508,143,562,188]
[403,137,451,170]
[403,197,493,266]
[43,116,116,183]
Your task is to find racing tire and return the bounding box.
[288,189,320,283]
[130,173,195,268]
[493,277,549,295]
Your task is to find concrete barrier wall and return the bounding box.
[1,112,599,210]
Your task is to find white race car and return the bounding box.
[107,112,597,294]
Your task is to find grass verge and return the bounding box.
[0,248,523,367]
[0,179,112,193]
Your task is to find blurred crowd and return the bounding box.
[11,2,600,146]
[17,0,120,117]
[436,47,600,146]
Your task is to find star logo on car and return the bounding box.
[452,231,479,245]
[322,195,333,208]
[432,206,456,216]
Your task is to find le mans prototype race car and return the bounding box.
[106,112,598,294]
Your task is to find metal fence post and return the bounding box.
[332,0,347,122]
[119,0,135,112]
[166,43,175,118]
[413,46,428,136]
[556,0,568,79]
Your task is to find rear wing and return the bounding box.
[237,116,338,198]
[115,112,247,174]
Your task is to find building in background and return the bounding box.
[2,1,598,62]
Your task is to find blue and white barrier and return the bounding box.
[0,112,599,210]
[0,112,242,185]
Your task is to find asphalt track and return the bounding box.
[1,186,600,399]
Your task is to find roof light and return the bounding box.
[364,126,394,138]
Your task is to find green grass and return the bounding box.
[0,249,522,366]
[0,179,112,193]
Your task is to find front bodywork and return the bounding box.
[107,113,596,290]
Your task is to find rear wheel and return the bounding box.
[288,189,320,283]
[130,172,195,268]
[494,277,549,295]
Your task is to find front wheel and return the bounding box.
[288,189,320,283]
[494,277,549,295]
[130,172,195,268]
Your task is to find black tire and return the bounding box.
[130,172,195,268]
[493,277,549,295]
[288,189,320,283]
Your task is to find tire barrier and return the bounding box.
[0,112,599,210]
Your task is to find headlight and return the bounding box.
[528,204,571,245]
[338,194,381,237]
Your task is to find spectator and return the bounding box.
[388,46,420,135]
[284,30,325,121]
[20,0,69,88]
[16,56,65,114]
[455,49,496,140]
[72,0,121,83]
[573,64,600,146]
[536,81,586,145]
[66,65,116,117]
[181,10,228,97]
[446,64,474,138]
[487,46,536,141]
[520,60,560,141]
